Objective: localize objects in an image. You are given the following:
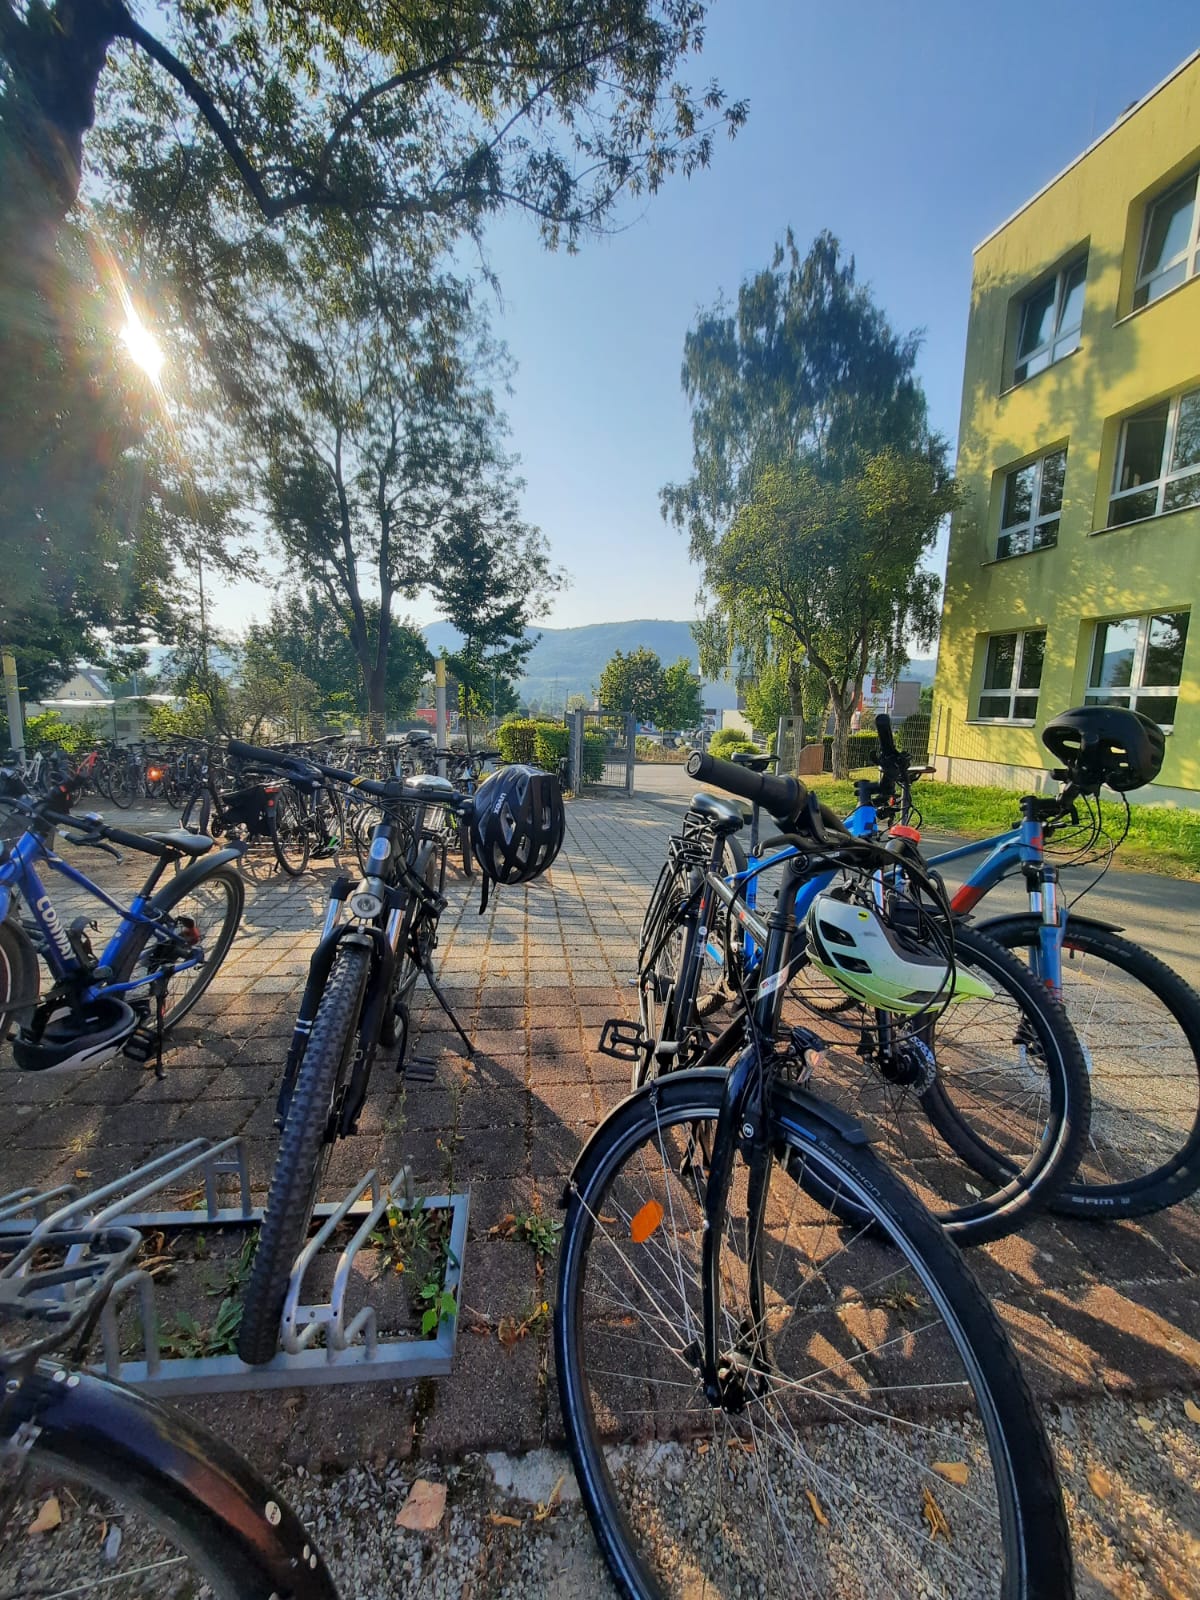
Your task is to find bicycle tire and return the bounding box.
[109,864,244,1032]
[271,784,311,876]
[556,1068,1072,1600]
[2,1362,336,1598]
[237,944,370,1365]
[980,915,1200,1217]
[107,760,134,809]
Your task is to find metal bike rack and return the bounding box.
[0,1138,469,1396]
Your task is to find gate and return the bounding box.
[568,709,635,794]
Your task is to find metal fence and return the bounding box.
[568,710,635,793]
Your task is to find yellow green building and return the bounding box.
[933,50,1200,804]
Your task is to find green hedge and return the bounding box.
[496,718,603,785]
[708,729,756,760]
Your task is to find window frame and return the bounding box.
[1108,387,1200,527]
[996,446,1066,560]
[1010,255,1087,387]
[1133,168,1200,311]
[1084,611,1189,730]
[974,628,1047,724]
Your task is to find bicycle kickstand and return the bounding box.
[420,956,475,1058]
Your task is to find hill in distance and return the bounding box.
[422,619,935,715]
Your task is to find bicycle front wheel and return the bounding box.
[981,915,1200,1217]
[556,1069,1071,1600]
[0,1364,336,1598]
[238,944,370,1365]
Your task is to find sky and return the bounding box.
[212,1,1199,637]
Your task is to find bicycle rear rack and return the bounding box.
[0,1138,468,1396]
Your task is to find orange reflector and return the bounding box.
[630,1200,664,1243]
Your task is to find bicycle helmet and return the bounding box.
[470,765,565,887]
[1040,705,1165,793]
[805,893,992,1014]
[12,995,138,1073]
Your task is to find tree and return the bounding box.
[663,231,954,775]
[659,657,702,731]
[599,647,667,725]
[709,451,951,773]
[434,504,562,737]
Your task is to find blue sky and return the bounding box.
[216,3,1198,636]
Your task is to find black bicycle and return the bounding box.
[557,755,1073,1599]
[228,741,476,1365]
[0,1220,337,1597]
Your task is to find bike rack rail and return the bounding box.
[0,1138,468,1396]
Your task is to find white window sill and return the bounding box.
[1092,501,1200,536]
[1115,270,1198,326]
[1000,344,1082,397]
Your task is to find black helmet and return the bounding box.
[12,995,137,1074]
[1041,705,1165,793]
[470,765,565,886]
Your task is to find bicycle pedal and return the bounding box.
[403,1055,437,1083]
[597,1018,647,1062]
[122,1029,156,1063]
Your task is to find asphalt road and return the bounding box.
[631,762,1200,992]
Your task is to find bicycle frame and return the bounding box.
[0,827,203,1002]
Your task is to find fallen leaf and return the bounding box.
[932,1461,970,1487]
[1184,1399,1200,1425]
[487,1215,517,1240]
[695,1440,710,1456]
[486,1513,522,1528]
[1135,1415,1156,1434]
[727,1439,754,1455]
[73,1169,91,1181]
[921,1485,951,1543]
[29,1497,61,1535]
[395,1479,446,1532]
[805,1489,829,1528]
[598,1214,618,1226]
[1087,1466,1113,1500]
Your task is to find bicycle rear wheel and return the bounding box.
[981,915,1200,1217]
[237,944,370,1364]
[556,1069,1071,1600]
[271,784,311,876]
[110,865,244,1031]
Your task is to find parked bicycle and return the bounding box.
[869,704,1200,1218]
[0,1216,337,1596]
[613,749,1091,1245]
[557,753,1072,1599]
[0,769,244,1076]
[230,745,564,1364]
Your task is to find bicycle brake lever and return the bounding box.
[64,834,122,860]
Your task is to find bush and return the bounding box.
[582,730,605,782]
[497,718,538,764]
[818,731,882,772]
[708,728,757,761]
[533,722,569,770]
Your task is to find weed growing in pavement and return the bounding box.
[488,1211,564,1258]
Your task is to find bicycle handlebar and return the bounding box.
[227,739,470,810]
[687,751,806,820]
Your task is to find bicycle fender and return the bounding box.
[769,1078,870,1146]
[6,1362,337,1599]
[976,910,1125,938]
[164,845,246,899]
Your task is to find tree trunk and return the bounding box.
[365,668,387,747]
[828,692,855,780]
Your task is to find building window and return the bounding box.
[1108,387,1200,526]
[1134,169,1200,310]
[1086,611,1189,729]
[1012,256,1087,384]
[997,447,1065,560]
[976,630,1046,722]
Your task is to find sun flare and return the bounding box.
[121,307,165,380]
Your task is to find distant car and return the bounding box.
[661,734,679,750]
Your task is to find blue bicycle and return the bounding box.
[617,749,1090,1246]
[0,765,245,1076]
[866,707,1200,1219]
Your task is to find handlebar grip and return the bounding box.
[686,751,806,821]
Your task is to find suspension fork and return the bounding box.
[1018,798,1065,999]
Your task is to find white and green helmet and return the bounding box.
[804,893,993,1014]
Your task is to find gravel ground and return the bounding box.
[3,1392,1197,1596]
[282,1392,1200,1599]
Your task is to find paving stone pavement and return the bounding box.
[1,791,1198,1480]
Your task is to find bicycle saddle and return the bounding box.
[144,830,214,857]
[731,751,775,773]
[689,793,744,834]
